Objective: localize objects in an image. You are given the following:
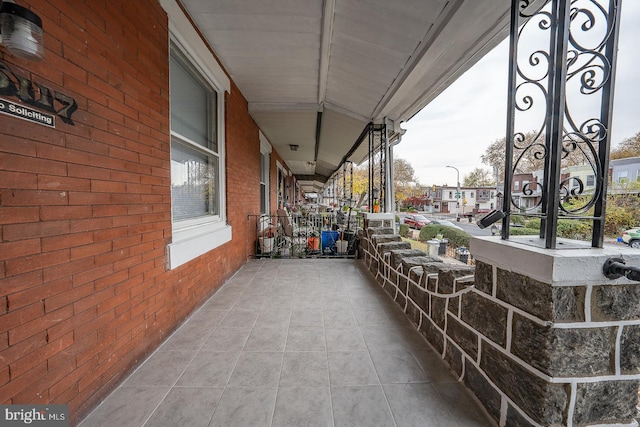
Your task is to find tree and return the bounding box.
[481,130,591,180]
[394,158,419,201]
[463,167,495,187]
[350,157,420,206]
[481,131,546,180]
[610,132,640,159]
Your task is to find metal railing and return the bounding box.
[248,210,362,259]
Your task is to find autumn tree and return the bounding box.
[463,167,495,187]
[610,131,640,159]
[351,157,420,206]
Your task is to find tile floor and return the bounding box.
[79,259,495,427]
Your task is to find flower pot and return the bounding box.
[307,236,320,251]
[336,240,348,254]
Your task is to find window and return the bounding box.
[470,192,474,198]
[260,134,271,215]
[586,175,595,186]
[514,181,520,191]
[167,39,230,269]
[449,191,453,199]
[462,191,466,198]
[617,170,629,183]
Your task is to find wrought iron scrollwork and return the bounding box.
[504,0,621,248]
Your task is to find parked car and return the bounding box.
[622,228,640,248]
[430,219,464,231]
[403,214,431,229]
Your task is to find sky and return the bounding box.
[394,1,640,187]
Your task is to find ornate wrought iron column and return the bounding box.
[503,0,623,248]
[366,123,387,212]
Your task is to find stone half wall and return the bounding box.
[360,214,639,427]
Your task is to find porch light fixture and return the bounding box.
[289,144,299,151]
[477,209,506,229]
[0,1,44,61]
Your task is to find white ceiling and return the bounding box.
[180,0,514,192]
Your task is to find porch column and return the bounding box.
[502,0,622,248]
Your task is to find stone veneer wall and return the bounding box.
[359,214,639,427]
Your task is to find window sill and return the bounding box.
[167,221,232,269]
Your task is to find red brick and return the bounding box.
[10,331,74,378]
[1,271,43,296]
[9,305,73,345]
[5,249,70,277]
[0,171,38,189]
[43,258,95,284]
[8,279,72,312]
[0,239,41,259]
[0,302,45,334]
[73,287,115,314]
[0,189,69,207]
[70,241,112,261]
[44,283,94,314]
[90,180,127,193]
[0,207,40,225]
[38,175,91,192]
[37,144,92,166]
[46,307,97,342]
[3,221,70,241]
[93,226,129,242]
[95,269,129,291]
[42,231,94,252]
[67,164,111,181]
[0,362,47,402]
[12,359,75,404]
[0,364,9,388]
[0,0,256,420]
[40,205,92,221]
[0,152,67,176]
[69,217,113,233]
[72,265,114,288]
[92,205,128,217]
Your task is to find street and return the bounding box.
[397,212,495,236]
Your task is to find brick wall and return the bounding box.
[0,1,261,423]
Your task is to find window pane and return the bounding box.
[171,142,218,221]
[170,51,217,152]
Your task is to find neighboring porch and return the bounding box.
[78,259,493,427]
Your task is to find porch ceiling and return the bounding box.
[180,0,514,192]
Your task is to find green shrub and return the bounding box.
[418,224,470,248]
[557,219,592,241]
[399,223,410,237]
[509,227,540,236]
[604,205,638,236]
[510,215,525,225]
[395,215,400,224]
[524,218,541,230]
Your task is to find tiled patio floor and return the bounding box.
[79,259,495,427]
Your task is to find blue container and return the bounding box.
[321,230,339,254]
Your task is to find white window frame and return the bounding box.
[260,132,272,215]
[162,0,232,269]
[617,170,629,183]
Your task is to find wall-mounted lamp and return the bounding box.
[0,1,44,61]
